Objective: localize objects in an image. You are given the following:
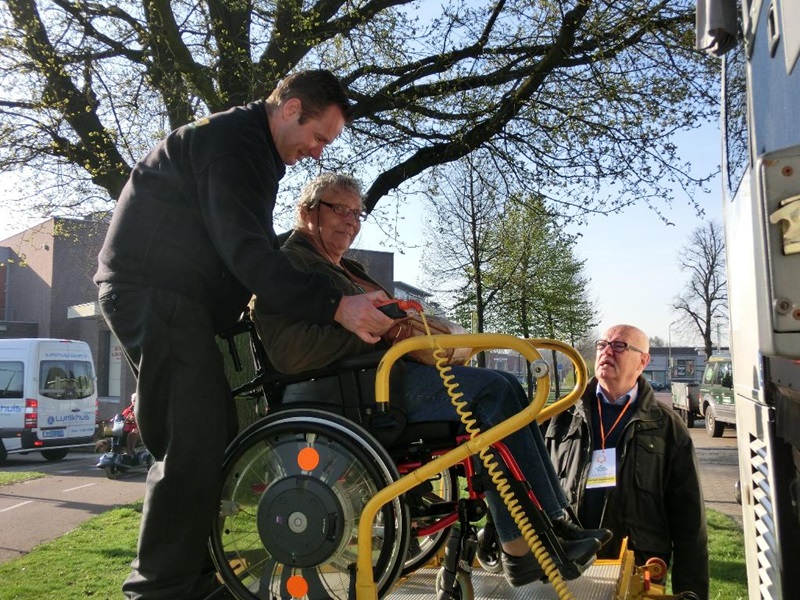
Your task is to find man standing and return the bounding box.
[95,70,394,600]
[545,324,709,600]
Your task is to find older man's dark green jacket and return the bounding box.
[544,376,709,600]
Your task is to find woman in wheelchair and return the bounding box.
[250,173,612,587]
[122,392,141,455]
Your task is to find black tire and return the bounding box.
[0,442,7,465]
[104,465,120,479]
[403,468,458,575]
[475,526,503,574]
[210,409,410,600]
[705,409,724,437]
[435,567,474,600]
[41,448,69,461]
[683,409,695,429]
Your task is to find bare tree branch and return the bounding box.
[672,221,728,357]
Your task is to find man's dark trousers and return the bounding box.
[99,283,238,599]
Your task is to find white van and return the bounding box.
[0,338,98,463]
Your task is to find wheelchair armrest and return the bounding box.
[328,351,386,371]
[262,351,386,386]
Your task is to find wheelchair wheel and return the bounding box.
[210,408,410,600]
[403,467,458,575]
[435,567,475,600]
[475,524,503,574]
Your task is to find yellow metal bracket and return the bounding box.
[354,332,589,599]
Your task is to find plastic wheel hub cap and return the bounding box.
[257,475,345,568]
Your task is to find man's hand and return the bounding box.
[334,291,396,343]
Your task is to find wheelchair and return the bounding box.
[209,315,589,600]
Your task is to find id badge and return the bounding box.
[585,448,617,489]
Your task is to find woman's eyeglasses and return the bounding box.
[319,201,368,222]
[595,340,645,354]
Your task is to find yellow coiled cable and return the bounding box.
[418,312,576,600]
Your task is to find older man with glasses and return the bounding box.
[544,324,709,600]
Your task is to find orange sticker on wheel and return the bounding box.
[286,574,309,598]
[297,447,320,471]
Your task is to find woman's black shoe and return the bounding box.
[501,550,545,587]
[551,516,613,547]
[500,536,601,587]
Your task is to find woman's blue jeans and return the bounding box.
[402,361,569,543]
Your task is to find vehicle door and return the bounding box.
[0,360,25,453]
[714,360,736,423]
[701,362,720,418]
[37,349,97,442]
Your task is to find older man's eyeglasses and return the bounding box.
[319,201,368,222]
[595,340,645,354]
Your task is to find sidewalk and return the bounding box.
[689,425,742,526]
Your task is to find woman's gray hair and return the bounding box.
[294,173,364,229]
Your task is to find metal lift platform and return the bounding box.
[386,544,663,600]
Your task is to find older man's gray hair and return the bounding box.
[294,173,364,229]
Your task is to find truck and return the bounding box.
[0,338,98,464]
[704,0,800,597]
[698,353,735,437]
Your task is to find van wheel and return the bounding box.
[0,442,7,465]
[41,448,69,461]
[705,411,724,438]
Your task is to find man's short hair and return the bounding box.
[267,69,353,124]
[295,173,363,228]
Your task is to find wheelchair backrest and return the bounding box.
[220,316,410,447]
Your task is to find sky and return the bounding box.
[0,123,723,349]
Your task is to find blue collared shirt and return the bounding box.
[596,382,639,406]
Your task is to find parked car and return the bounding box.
[649,380,668,391]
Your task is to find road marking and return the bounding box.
[63,483,97,493]
[0,501,34,512]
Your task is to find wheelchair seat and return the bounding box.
[257,346,459,449]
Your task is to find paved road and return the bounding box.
[687,420,742,525]
[0,450,146,564]
[654,391,742,526]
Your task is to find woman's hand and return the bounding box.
[334,291,395,343]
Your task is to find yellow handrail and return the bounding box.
[355,332,588,599]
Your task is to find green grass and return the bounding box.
[0,502,747,600]
[0,471,46,486]
[0,501,141,600]
[662,509,747,599]
[705,510,749,600]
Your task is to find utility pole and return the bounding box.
[668,320,678,382]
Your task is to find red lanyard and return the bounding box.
[597,395,632,450]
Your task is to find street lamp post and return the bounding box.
[668,320,677,383]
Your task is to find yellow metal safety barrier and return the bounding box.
[354,332,589,599]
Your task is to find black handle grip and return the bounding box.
[377,302,408,319]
